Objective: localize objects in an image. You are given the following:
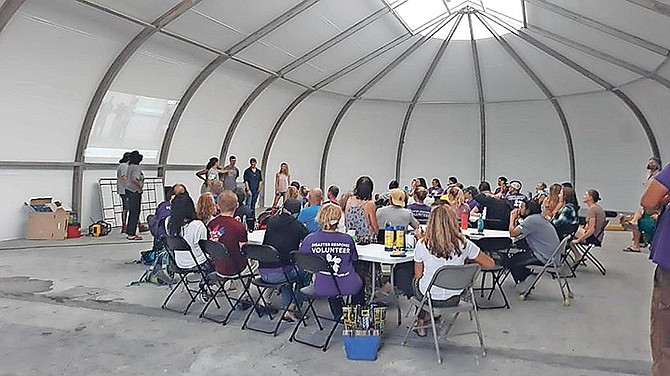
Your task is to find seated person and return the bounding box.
[207,191,249,276]
[506,201,560,293]
[471,181,511,230]
[297,188,323,233]
[327,185,339,205]
[551,186,580,239]
[428,178,444,197]
[407,187,431,225]
[375,179,399,208]
[570,189,606,262]
[165,193,211,271]
[196,192,217,224]
[444,186,470,219]
[299,203,365,319]
[409,205,494,336]
[233,187,254,229]
[464,186,482,214]
[376,189,419,230]
[504,180,528,209]
[151,183,186,247]
[261,198,309,321]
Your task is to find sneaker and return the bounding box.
[199,290,211,304]
[514,278,534,294]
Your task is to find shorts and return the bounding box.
[276,191,286,197]
[119,194,128,211]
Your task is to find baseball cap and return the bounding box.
[389,188,406,207]
[509,180,522,191]
[283,199,302,215]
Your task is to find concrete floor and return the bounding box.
[0,231,654,375]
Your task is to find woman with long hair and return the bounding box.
[551,186,580,239]
[444,186,470,218]
[196,157,226,194]
[345,176,379,245]
[272,162,291,208]
[410,205,494,336]
[542,183,563,219]
[167,194,210,270]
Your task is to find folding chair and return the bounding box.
[288,252,350,352]
[571,220,608,276]
[517,236,574,306]
[240,244,303,336]
[401,264,485,364]
[198,240,254,325]
[161,236,215,315]
[470,237,512,309]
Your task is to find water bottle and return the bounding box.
[477,214,484,234]
[395,225,405,252]
[384,222,394,252]
[460,210,469,230]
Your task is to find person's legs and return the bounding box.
[506,251,540,284]
[392,262,415,297]
[250,190,260,217]
[651,266,670,375]
[119,194,128,233]
[125,190,141,238]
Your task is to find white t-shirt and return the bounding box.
[165,218,208,269]
[414,238,480,300]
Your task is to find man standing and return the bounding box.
[116,152,131,233]
[505,201,560,293]
[243,157,262,216]
[641,161,670,375]
[297,188,323,233]
[221,155,239,191]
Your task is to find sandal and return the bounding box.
[126,235,142,241]
[622,247,641,253]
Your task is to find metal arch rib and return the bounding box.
[157,0,320,175]
[528,25,670,91]
[479,11,661,161]
[258,32,417,207]
[0,0,25,34]
[468,11,486,182]
[319,13,458,189]
[475,12,576,184]
[71,0,200,214]
[624,0,670,18]
[395,13,465,181]
[524,0,669,57]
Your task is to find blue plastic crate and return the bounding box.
[342,335,381,361]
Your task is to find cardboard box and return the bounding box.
[25,197,69,240]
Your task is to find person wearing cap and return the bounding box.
[297,188,323,233]
[504,180,528,210]
[376,189,420,231]
[260,198,309,322]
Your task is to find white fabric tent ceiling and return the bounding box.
[0,0,669,239]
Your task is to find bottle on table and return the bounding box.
[384,222,394,252]
[395,225,405,252]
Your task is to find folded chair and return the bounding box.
[241,244,303,336]
[471,237,512,309]
[198,240,254,325]
[571,220,609,276]
[161,236,216,315]
[401,264,485,364]
[518,236,574,306]
[288,252,350,352]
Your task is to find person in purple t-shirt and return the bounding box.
[642,162,670,376]
[299,203,365,319]
[407,187,431,225]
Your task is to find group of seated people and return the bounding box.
[151,172,606,328]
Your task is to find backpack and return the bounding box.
[149,201,171,240]
[130,246,175,286]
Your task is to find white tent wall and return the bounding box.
[265,92,348,205]
[163,171,202,200]
[325,101,405,196]
[0,169,72,240]
[559,93,651,213]
[485,101,570,192]
[167,61,268,165]
[0,0,140,162]
[624,80,670,165]
[81,168,120,230]
[227,80,305,180]
[400,104,481,187]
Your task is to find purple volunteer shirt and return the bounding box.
[299,230,363,296]
[651,164,670,270]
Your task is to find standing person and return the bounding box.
[125,151,144,241]
[272,163,291,208]
[116,152,131,233]
[195,157,225,194]
[221,155,240,191]
[623,157,663,252]
[641,162,670,376]
[299,203,365,320]
[243,157,262,216]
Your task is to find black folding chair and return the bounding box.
[518,236,574,306]
[241,244,303,336]
[288,252,349,352]
[198,240,254,325]
[571,220,608,276]
[400,264,485,364]
[470,237,512,309]
[161,236,215,315]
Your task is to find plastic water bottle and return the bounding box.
[460,210,469,230]
[477,214,484,234]
[384,222,394,252]
[395,225,405,251]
